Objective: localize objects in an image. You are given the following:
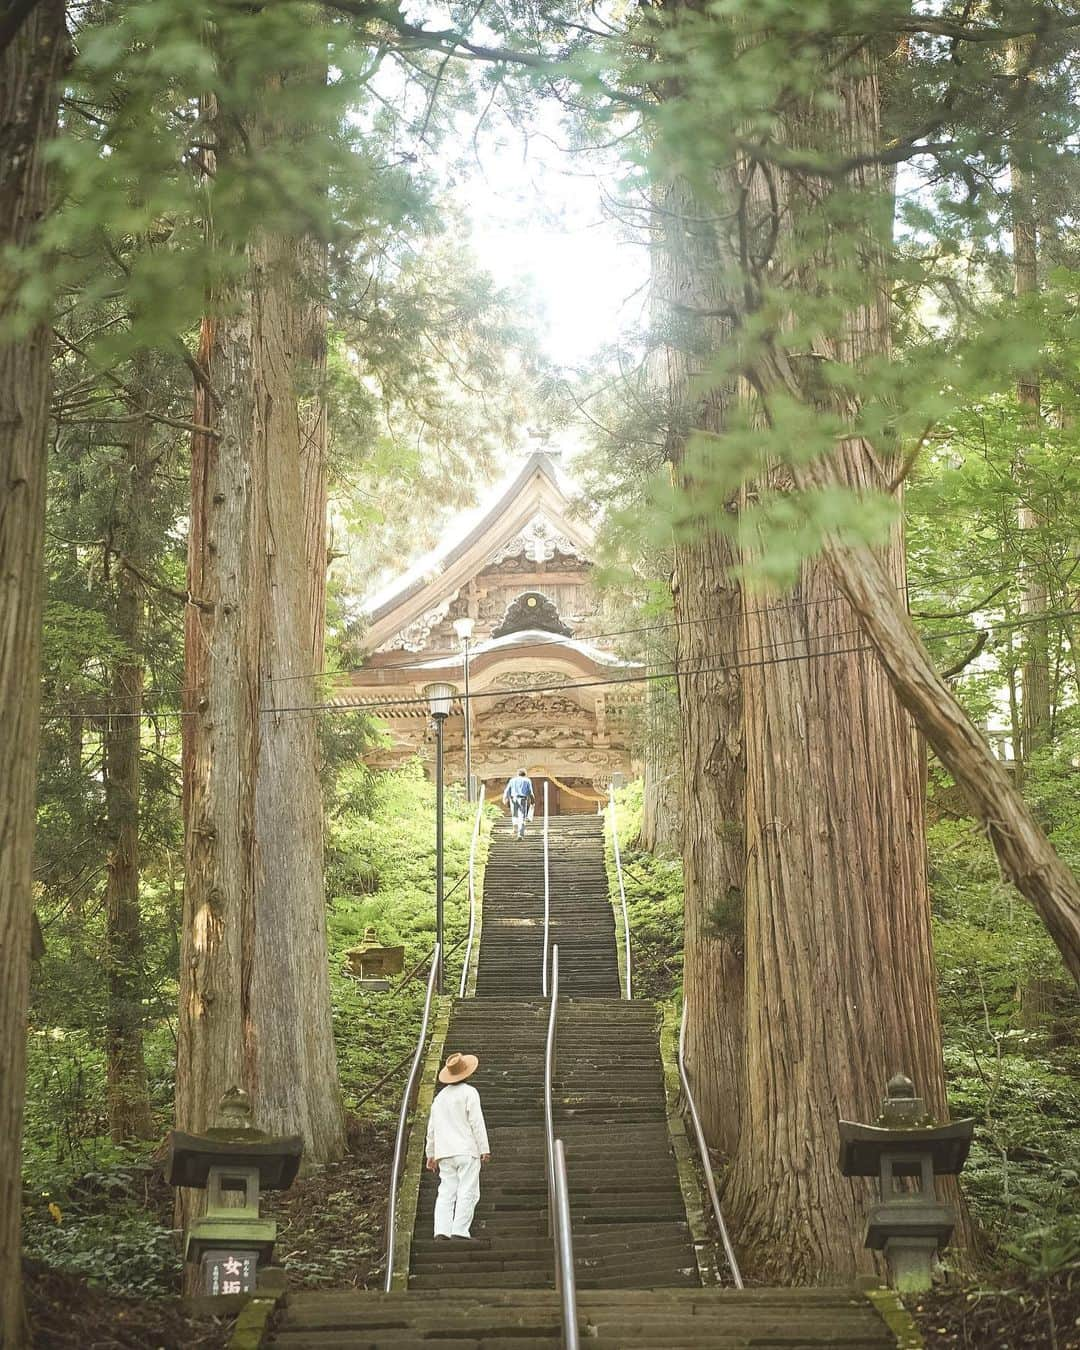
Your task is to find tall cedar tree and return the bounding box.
[177,55,345,1190]
[103,360,156,1142]
[649,17,953,1278]
[0,6,67,1343]
[654,172,746,1156]
[649,1,1080,1274]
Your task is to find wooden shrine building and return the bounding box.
[334,452,643,813]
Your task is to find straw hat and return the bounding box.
[439,1052,479,1084]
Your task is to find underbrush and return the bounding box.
[21,758,493,1296]
[328,760,495,1127]
[610,778,1080,1277]
[929,809,1080,1274]
[606,780,683,1000]
[21,1024,180,1297]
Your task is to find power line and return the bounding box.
[39,604,1080,724]
[38,555,1080,716]
[262,554,1080,683]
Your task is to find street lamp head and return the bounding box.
[452,616,475,641]
[423,681,457,718]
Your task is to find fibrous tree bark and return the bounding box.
[654,172,745,1156]
[640,676,682,854]
[177,68,345,1196]
[723,49,953,1281]
[0,4,66,1343]
[296,235,330,672]
[672,522,744,1158]
[103,387,154,1143]
[1008,38,1051,767]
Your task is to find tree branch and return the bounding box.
[888,422,936,494]
[940,629,990,679]
[118,555,214,613]
[885,12,1080,45]
[912,583,1010,621]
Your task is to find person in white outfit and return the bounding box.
[425,1051,491,1241]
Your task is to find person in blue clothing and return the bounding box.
[502,768,534,839]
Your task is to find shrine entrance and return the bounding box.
[343,452,643,788]
[532,776,557,816]
[485,774,558,816]
[482,775,604,817]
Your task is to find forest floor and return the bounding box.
[909,1270,1080,1348]
[22,1118,394,1347]
[23,1261,233,1349]
[259,1116,394,1289]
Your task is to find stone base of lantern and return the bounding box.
[865,1199,956,1294]
[882,1236,939,1293]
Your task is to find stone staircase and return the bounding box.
[475,816,621,998]
[412,816,695,1291]
[411,998,551,1290]
[264,812,906,1348]
[408,996,698,1291]
[273,1288,900,1347]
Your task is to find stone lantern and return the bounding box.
[345,926,405,989]
[839,1073,974,1293]
[166,1087,303,1296]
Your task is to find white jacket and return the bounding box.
[426,1082,490,1160]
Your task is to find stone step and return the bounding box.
[270,1290,899,1348]
[409,817,693,1292]
[413,1232,694,1260]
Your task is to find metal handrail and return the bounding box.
[384,943,441,1291]
[677,999,743,1288]
[544,945,581,1348]
[458,788,487,998]
[607,786,632,1000]
[542,781,551,996]
[553,1139,580,1350]
[544,944,559,1215]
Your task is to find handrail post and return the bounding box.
[554,1140,580,1350]
[677,999,744,1288]
[544,945,580,1346]
[544,944,559,1239]
[459,788,486,998]
[384,943,441,1292]
[542,781,550,997]
[608,785,632,1000]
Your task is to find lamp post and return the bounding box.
[424,681,456,994]
[452,616,476,801]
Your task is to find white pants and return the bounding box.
[434,1153,482,1238]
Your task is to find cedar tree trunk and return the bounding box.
[717,44,953,1280]
[177,82,344,1187]
[655,173,746,1155]
[0,5,65,1343]
[641,679,682,854]
[103,397,154,1142]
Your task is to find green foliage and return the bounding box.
[22,1209,179,1299]
[326,761,495,1123]
[606,781,684,1000]
[21,1083,179,1297]
[919,807,1080,1271]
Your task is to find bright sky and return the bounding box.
[454,109,650,369]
